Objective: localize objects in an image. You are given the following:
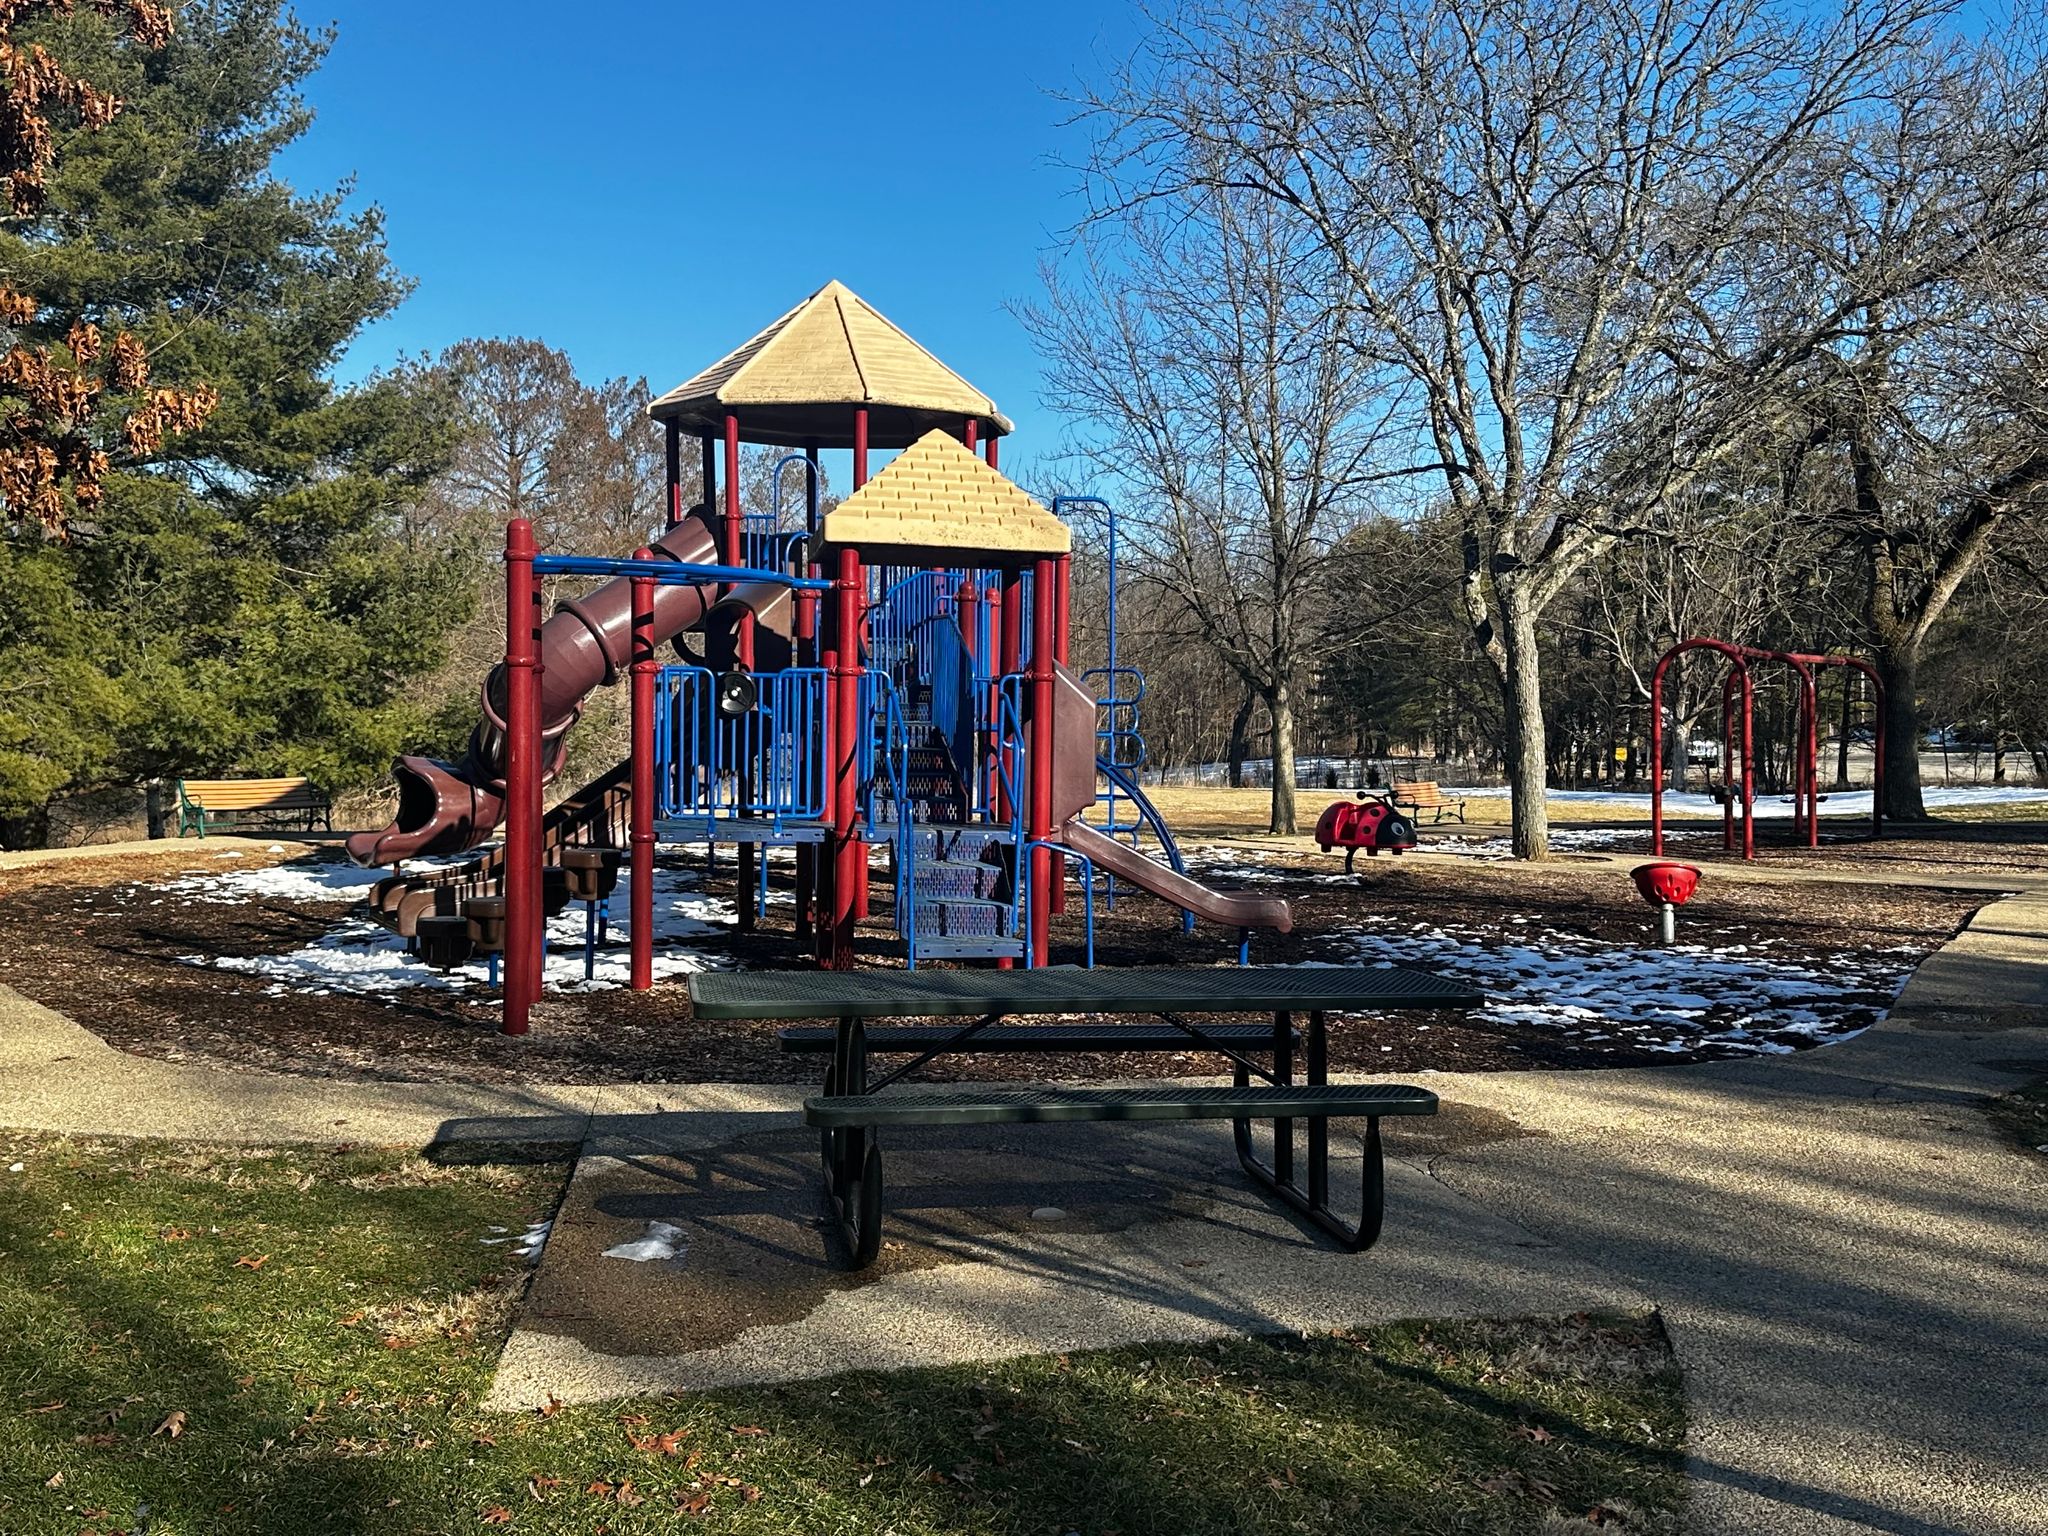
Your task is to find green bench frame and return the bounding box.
[175,776,332,838]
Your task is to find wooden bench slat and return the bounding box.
[804,1083,1438,1128]
[176,775,331,836]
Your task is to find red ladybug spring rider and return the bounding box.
[1314,792,1420,874]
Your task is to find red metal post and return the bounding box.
[502,518,543,1035]
[1027,556,1056,966]
[830,545,862,969]
[964,418,978,451]
[984,434,998,470]
[1048,552,1072,914]
[957,579,982,815]
[1650,651,1668,857]
[629,552,656,990]
[721,413,758,931]
[848,410,870,928]
[997,572,1022,824]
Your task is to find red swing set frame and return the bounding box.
[1649,639,1886,861]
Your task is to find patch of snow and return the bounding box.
[175,861,733,1000]
[156,857,387,905]
[1310,912,1912,1056]
[604,1219,687,1263]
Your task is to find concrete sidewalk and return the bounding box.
[1433,893,2048,1536]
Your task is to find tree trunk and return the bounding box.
[1498,592,1552,858]
[1873,642,1929,820]
[1835,675,1854,790]
[146,780,169,840]
[1268,680,1298,835]
[0,804,53,851]
[1226,692,1255,789]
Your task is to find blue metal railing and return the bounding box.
[928,610,976,792]
[1022,839,1095,968]
[531,553,830,590]
[654,666,828,827]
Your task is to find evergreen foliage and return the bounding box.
[0,0,466,845]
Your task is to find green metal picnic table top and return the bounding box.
[687,964,1481,1020]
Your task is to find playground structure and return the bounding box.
[1650,638,1886,860]
[347,282,1291,1032]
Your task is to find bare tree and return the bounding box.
[1021,186,1386,832]
[1757,34,2048,816]
[1081,0,1961,855]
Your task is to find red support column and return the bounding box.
[1048,552,1072,914]
[629,552,656,990]
[998,573,1022,824]
[1027,556,1057,967]
[964,418,979,451]
[502,518,543,1035]
[957,579,981,816]
[664,421,682,528]
[830,545,863,969]
[849,410,871,928]
[723,413,758,930]
[985,434,998,470]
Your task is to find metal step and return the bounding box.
[915,896,1013,938]
[909,935,1026,961]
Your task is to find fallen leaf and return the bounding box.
[152,1410,188,1439]
[539,1396,564,1418]
[729,1423,766,1436]
[676,1490,713,1515]
[42,1471,62,1489]
[233,1254,269,1270]
[1516,1423,1556,1444]
[159,1227,191,1242]
[480,1507,513,1526]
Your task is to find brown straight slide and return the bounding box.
[1057,817,1291,934]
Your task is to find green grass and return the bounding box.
[0,1134,1687,1535]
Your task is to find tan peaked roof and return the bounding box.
[647,280,1014,449]
[818,430,1069,566]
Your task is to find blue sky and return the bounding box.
[274,1,1147,468]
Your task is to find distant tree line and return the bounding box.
[1033,0,2048,852]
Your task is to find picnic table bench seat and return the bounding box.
[692,965,1478,1270]
[175,776,332,837]
[778,1021,1296,1054]
[1391,778,1468,824]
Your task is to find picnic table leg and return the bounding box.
[1233,1009,1388,1254]
[1272,1010,1294,1185]
[1307,1011,1329,1211]
[821,1014,882,1269]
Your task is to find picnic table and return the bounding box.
[688,965,1482,1268]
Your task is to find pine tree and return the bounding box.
[0,0,467,846]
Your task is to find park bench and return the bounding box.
[692,966,1480,1269]
[1392,778,1468,824]
[175,776,332,838]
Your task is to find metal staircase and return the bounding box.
[864,571,1024,965]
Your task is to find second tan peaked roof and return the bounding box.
[818,429,1070,566]
[647,280,1014,450]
